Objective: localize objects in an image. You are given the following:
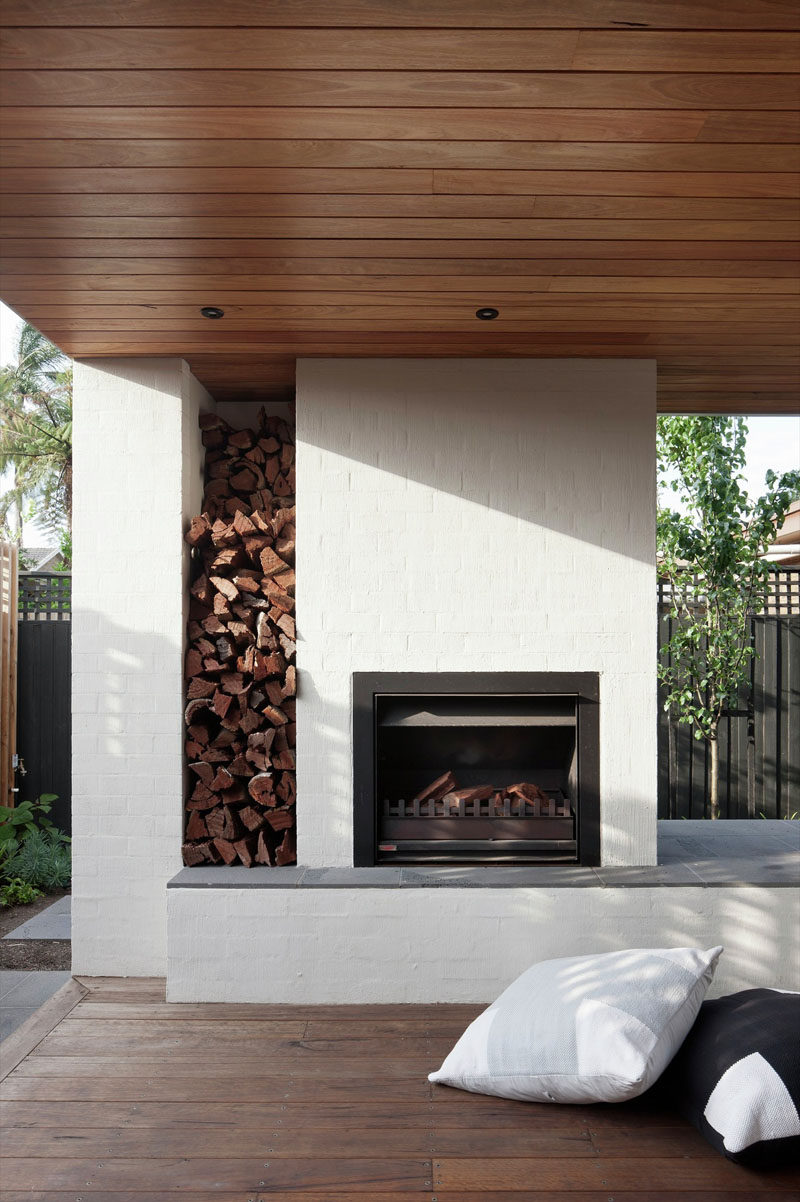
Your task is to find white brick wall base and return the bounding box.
[167,884,800,1003]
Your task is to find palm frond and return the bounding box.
[0,324,72,533]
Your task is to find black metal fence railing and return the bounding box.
[18,572,71,621]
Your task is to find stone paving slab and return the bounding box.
[0,971,32,1001]
[3,896,71,941]
[0,1006,37,1043]
[0,970,72,1043]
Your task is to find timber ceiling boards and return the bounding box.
[0,1,798,412]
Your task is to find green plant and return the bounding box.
[0,322,72,538]
[759,811,799,821]
[55,528,72,570]
[657,416,799,819]
[3,828,71,891]
[0,878,44,907]
[0,794,59,862]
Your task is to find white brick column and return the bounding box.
[71,358,210,976]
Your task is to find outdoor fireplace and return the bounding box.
[353,673,600,866]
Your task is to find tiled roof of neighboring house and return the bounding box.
[771,498,800,567]
[22,546,61,572]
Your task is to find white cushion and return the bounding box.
[428,945,722,1104]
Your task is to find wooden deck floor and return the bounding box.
[1,977,798,1200]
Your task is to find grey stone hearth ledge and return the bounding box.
[168,821,799,890]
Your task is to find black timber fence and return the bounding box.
[658,568,800,820]
[16,572,71,833]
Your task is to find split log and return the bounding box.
[205,805,241,842]
[275,827,296,866]
[239,805,264,832]
[447,786,495,804]
[276,613,295,640]
[182,841,213,866]
[282,665,296,697]
[188,761,214,786]
[233,835,258,866]
[213,838,239,865]
[507,782,550,805]
[414,770,457,804]
[187,790,215,816]
[240,708,262,735]
[263,703,288,727]
[220,671,245,695]
[185,514,211,547]
[228,753,253,777]
[187,677,216,700]
[265,808,294,832]
[185,811,209,840]
[260,547,290,578]
[278,634,296,661]
[210,767,234,792]
[185,648,204,678]
[248,773,276,805]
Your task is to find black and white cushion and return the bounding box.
[659,988,800,1166]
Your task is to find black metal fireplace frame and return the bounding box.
[353,671,600,867]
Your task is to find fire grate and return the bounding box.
[383,790,570,819]
[379,784,575,862]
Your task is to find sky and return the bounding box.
[1,299,798,547]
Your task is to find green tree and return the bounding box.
[0,323,72,539]
[657,416,799,819]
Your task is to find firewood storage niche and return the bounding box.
[353,673,600,866]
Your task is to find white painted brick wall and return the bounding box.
[296,358,657,867]
[168,884,800,1003]
[71,358,210,976]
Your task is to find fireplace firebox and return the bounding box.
[353,673,600,866]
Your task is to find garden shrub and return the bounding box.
[4,828,71,891]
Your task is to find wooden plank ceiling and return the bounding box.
[0,0,798,412]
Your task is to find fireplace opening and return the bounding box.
[353,673,600,866]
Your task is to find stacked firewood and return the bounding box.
[181,407,296,868]
[412,771,552,811]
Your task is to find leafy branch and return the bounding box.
[657,416,799,818]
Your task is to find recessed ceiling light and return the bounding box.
[200,306,225,319]
[476,307,499,321]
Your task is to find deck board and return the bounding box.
[1,981,798,1197]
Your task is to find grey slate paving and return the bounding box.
[0,970,72,1009]
[4,896,71,940]
[0,971,32,1001]
[0,970,72,1044]
[167,866,308,888]
[687,856,800,886]
[0,1007,36,1043]
[302,867,403,887]
[593,863,706,887]
[399,866,600,888]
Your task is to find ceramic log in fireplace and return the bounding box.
[353,673,600,866]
